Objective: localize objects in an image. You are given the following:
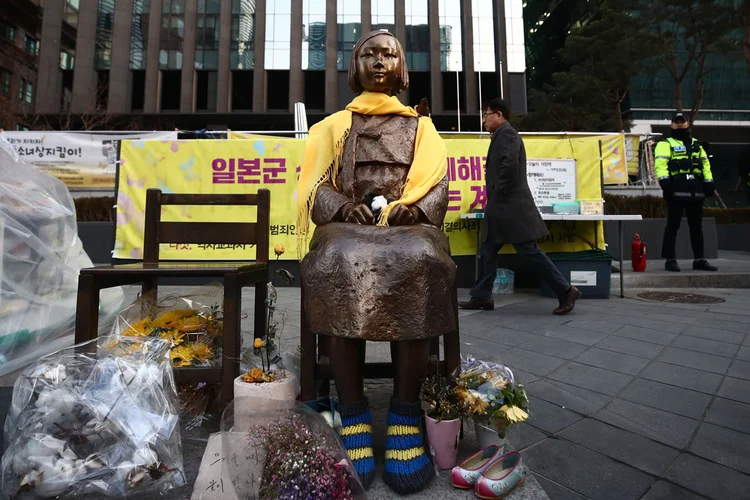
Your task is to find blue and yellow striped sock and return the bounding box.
[383,398,435,494]
[338,400,375,489]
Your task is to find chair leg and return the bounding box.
[444,287,462,376]
[254,281,267,339]
[141,277,158,298]
[75,274,100,344]
[221,276,242,406]
[300,287,317,401]
[317,335,330,398]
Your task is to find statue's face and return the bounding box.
[356,34,400,94]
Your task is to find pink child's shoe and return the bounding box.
[451,445,504,489]
[474,451,526,499]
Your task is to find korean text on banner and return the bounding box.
[116,138,606,260]
[0,131,178,188]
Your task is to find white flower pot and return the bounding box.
[233,370,297,421]
[474,420,509,451]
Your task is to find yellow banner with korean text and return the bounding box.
[114,138,606,261]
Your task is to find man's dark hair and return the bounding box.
[485,98,510,119]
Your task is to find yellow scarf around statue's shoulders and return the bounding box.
[296,91,448,255]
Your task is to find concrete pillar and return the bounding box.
[71,0,98,113]
[108,0,134,113]
[361,0,371,34]
[461,0,477,115]
[252,0,267,112]
[289,0,303,110]
[325,0,337,113]
[428,0,442,114]
[493,0,510,107]
[144,0,164,113]
[395,0,408,106]
[180,0,198,112]
[36,0,65,114]
[217,0,231,112]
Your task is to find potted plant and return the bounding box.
[235,244,297,413]
[454,357,529,449]
[420,361,464,469]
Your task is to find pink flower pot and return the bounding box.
[425,415,461,470]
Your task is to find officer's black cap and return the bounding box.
[672,113,688,123]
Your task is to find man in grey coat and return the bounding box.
[459,98,581,315]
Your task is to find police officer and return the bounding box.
[656,113,717,272]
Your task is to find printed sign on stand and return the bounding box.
[526,158,577,208]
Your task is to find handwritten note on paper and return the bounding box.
[191,433,240,500]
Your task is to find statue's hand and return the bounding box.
[345,203,376,225]
[388,203,419,226]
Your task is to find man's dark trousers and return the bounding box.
[662,199,704,259]
[470,239,571,300]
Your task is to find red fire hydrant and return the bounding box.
[631,233,647,272]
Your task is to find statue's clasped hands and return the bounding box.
[341,202,419,226]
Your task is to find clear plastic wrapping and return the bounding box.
[219,401,366,499]
[1,335,185,498]
[0,137,124,376]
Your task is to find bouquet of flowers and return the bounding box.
[454,356,529,437]
[1,335,184,498]
[113,286,224,370]
[220,404,365,499]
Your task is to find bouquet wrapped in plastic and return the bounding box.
[113,286,224,370]
[219,402,365,499]
[0,137,123,376]
[1,335,185,498]
[454,356,530,437]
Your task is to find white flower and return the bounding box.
[40,364,67,384]
[25,435,66,458]
[371,195,388,212]
[131,447,158,467]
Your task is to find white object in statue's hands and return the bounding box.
[371,195,388,213]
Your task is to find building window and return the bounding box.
[96,0,115,69]
[302,0,325,70]
[505,0,525,73]
[336,0,361,70]
[64,0,81,29]
[60,51,76,70]
[196,0,221,69]
[23,35,40,56]
[0,21,16,42]
[405,0,429,71]
[1,70,10,93]
[438,0,462,71]
[265,0,291,70]
[18,79,33,104]
[231,0,255,70]
[130,0,150,70]
[472,0,495,72]
[160,0,185,69]
[372,0,395,34]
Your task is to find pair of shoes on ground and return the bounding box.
[665,259,718,272]
[458,286,582,316]
[451,445,526,499]
[338,398,434,494]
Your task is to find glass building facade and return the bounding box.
[302,0,326,70]
[336,0,361,70]
[405,0,429,71]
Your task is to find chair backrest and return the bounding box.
[142,188,270,263]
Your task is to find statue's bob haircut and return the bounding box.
[348,30,409,95]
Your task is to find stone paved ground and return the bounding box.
[3,286,750,499]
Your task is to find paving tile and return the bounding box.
[561,319,622,334]
[718,377,750,405]
[728,359,750,381]
[640,481,706,500]
[595,399,699,449]
[648,312,749,334]
[665,453,750,500]
[683,325,746,345]
[526,379,611,416]
[492,348,567,377]
[543,326,606,346]
[548,362,633,396]
[594,335,665,359]
[509,423,548,451]
[525,398,582,434]
[737,345,750,361]
[613,325,677,346]
[671,335,740,359]
[618,378,712,420]
[510,368,541,385]
[690,423,750,474]
[517,337,589,360]
[705,397,750,434]
[466,326,540,347]
[573,348,650,375]
[533,475,588,500]
[523,439,654,500]
[639,362,723,395]
[558,418,679,476]
[657,346,732,375]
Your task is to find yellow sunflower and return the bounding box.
[175,315,208,333]
[188,343,213,362]
[159,330,186,346]
[170,345,195,367]
[500,405,529,423]
[122,318,152,337]
[153,309,198,329]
